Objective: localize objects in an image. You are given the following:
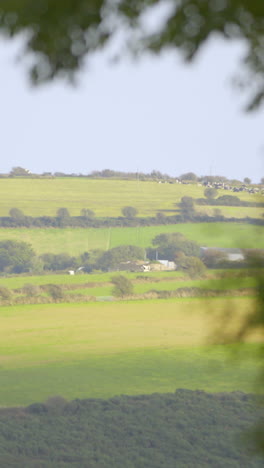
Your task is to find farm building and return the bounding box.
[110,260,176,272]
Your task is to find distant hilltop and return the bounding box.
[1,167,263,187]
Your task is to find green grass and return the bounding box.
[0,271,186,289]
[198,205,264,218]
[0,178,262,217]
[0,223,263,255]
[0,298,261,406]
[0,270,256,297]
[63,276,257,297]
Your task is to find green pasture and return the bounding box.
[0,270,256,296]
[0,223,263,255]
[0,271,185,289]
[64,275,257,298]
[198,205,264,219]
[0,178,261,217]
[0,178,200,217]
[0,298,261,406]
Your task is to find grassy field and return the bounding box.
[63,276,257,298]
[0,271,186,289]
[0,178,262,217]
[0,270,257,300]
[198,205,264,219]
[0,223,263,255]
[0,298,262,406]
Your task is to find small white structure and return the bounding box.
[68,270,75,275]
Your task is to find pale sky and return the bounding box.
[0,35,263,182]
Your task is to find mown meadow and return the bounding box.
[0,223,263,255]
[0,178,262,218]
[0,297,262,406]
[0,178,263,411]
[0,269,258,300]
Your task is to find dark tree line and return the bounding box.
[0,390,262,468]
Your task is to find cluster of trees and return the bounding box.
[147,232,206,277]
[0,390,262,467]
[0,241,146,275]
[0,236,263,276]
[0,240,36,274]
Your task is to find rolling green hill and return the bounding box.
[0,297,261,406]
[0,223,263,255]
[0,178,262,217]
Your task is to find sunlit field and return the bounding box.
[0,298,261,406]
[0,223,262,255]
[0,178,261,217]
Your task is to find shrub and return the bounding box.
[122,206,138,218]
[0,286,13,300]
[56,207,70,218]
[204,187,218,199]
[47,284,65,300]
[22,283,40,297]
[80,208,95,218]
[9,207,25,219]
[111,275,134,297]
[176,255,206,278]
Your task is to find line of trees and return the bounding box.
[0,208,263,229]
[1,235,263,276]
[2,167,263,185]
[0,390,262,467]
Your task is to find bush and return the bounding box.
[176,255,206,278]
[122,206,138,218]
[47,284,65,300]
[56,207,70,218]
[0,240,36,273]
[22,283,40,297]
[9,207,25,219]
[204,187,218,200]
[80,208,95,218]
[201,249,228,268]
[0,286,13,301]
[111,275,134,297]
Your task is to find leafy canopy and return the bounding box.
[0,1,264,109]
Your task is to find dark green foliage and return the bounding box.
[97,245,145,270]
[46,284,65,300]
[121,206,138,218]
[111,275,134,297]
[179,196,196,219]
[9,207,25,219]
[244,178,252,185]
[197,195,264,207]
[0,390,262,467]
[80,208,95,219]
[0,212,263,228]
[1,1,263,110]
[175,254,206,278]
[204,187,218,200]
[180,172,198,181]
[202,249,229,268]
[56,208,70,218]
[0,240,35,273]
[41,253,77,271]
[0,286,13,301]
[9,167,31,177]
[148,232,200,260]
[22,283,40,297]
